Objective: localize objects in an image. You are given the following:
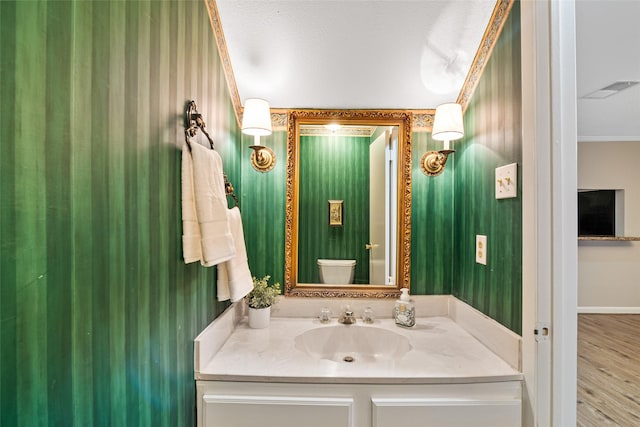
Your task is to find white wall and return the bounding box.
[578,141,640,312]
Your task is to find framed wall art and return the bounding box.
[328,200,343,227]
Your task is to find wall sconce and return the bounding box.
[421,102,464,177]
[242,98,275,173]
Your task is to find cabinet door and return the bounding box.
[203,394,353,427]
[372,397,521,427]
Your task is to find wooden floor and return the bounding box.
[577,314,640,427]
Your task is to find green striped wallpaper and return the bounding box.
[452,2,522,334]
[298,135,370,284]
[410,132,455,295]
[0,1,238,426]
[240,131,288,285]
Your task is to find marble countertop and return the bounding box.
[196,316,522,384]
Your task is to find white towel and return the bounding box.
[181,143,202,263]
[182,142,236,266]
[217,207,254,302]
[191,142,236,266]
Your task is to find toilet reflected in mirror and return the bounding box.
[317,259,356,284]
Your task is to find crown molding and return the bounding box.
[204,0,242,125]
[457,0,515,113]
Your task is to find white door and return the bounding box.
[369,132,386,284]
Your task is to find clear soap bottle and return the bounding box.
[394,288,415,327]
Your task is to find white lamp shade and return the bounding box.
[432,102,464,141]
[241,98,272,136]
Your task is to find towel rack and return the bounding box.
[184,100,239,209]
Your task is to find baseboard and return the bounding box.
[578,306,640,314]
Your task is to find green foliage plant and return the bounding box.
[245,275,281,309]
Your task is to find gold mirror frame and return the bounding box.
[285,110,412,298]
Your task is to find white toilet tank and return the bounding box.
[317,259,356,284]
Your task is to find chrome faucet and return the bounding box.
[339,307,356,325]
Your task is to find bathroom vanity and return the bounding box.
[194,296,523,427]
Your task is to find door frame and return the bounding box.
[520,1,578,426]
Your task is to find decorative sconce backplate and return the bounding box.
[250,146,276,173]
[420,149,454,176]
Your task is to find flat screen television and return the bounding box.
[578,190,616,236]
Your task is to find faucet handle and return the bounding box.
[319,307,331,323]
[362,306,374,324]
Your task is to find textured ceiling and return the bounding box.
[576,0,640,142]
[215,0,497,111]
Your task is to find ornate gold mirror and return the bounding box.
[285,110,412,297]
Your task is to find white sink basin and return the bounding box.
[294,325,411,363]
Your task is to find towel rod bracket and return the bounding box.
[185,100,214,150]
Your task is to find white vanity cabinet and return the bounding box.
[196,381,522,427]
[195,302,524,427]
[200,394,353,427]
[371,396,521,427]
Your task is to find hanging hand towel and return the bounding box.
[181,143,203,263]
[190,142,236,266]
[217,207,254,302]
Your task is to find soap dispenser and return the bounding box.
[394,288,415,327]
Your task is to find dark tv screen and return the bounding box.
[578,190,615,236]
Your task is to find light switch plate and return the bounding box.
[476,235,487,265]
[495,163,518,199]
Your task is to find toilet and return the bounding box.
[317,259,356,284]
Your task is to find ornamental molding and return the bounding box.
[284,110,412,298]
[457,0,515,112]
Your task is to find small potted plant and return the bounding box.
[245,275,281,329]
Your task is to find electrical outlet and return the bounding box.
[476,235,487,265]
[495,163,518,199]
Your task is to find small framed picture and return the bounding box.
[328,200,343,227]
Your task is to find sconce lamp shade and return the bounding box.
[241,98,272,136]
[421,102,463,177]
[431,103,464,141]
[243,98,276,173]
